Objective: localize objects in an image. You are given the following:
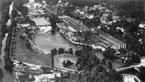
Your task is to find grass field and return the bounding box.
[13,28,52,68]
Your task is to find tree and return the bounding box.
[53,48,57,55]
[103,47,117,60]
[101,58,106,65]
[63,60,66,67]
[102,69,108,77]
[108,69,116,79]
[0,68,3,81]
[26,43,32,51]
[11,9,18,19]
[139,66,145,81]
[107,61,112,69]
[5,59,14,73]
[69,48,73,54]
[58,47,65,54]
[91,64,104,73]
[51,49,56,56]
[17,4,28,17]
[75,50,82,57]
[108,69,123,82]
[84,30,93,42]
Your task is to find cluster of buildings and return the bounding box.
[11,0,143,82]
[13,59,62,82]
[21,0,53,34]
[57,16,88,44]
[57,15,126,50]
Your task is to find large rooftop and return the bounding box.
[31,17,50,25]
[61,16,89,31]
[96,29,125,45]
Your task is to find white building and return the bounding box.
[123,74,141,82]
[139,23,145,28]
[29,0,35,3]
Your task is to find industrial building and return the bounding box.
[95,29,126,49]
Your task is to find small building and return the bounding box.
[139,23,145,28]
[24,0,42,9]
[100,13,110,24]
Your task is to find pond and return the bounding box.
[33,31,78,54]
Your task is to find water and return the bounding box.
[33,31,78,54]
[0,33,15,82]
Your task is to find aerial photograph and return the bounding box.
[0,0,145,82]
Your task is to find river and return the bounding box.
[0,0,15,81]
[0,33,15,82]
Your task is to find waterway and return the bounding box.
[0,33,15,82]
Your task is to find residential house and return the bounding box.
[100,13,110,24]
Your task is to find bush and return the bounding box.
[69,48,73,54]
[107,61,112,69]
[58,47,65,54]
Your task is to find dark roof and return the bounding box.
[92,34,113,47]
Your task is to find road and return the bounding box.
[116,57,145,72]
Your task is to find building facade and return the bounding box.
[96,29,126,49]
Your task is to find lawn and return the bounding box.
[13,28,52,68]
[95,52,123,69]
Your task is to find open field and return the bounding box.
[13,28,52,68]
[33,31,77,54]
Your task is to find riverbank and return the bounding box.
[0,0,15,81]
[0,33,15,82]
[0,6,4,82]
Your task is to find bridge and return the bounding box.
[116,57,145,72]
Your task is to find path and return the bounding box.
[116,57,145,72]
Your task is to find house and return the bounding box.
[139,23,145,28]
[112,15,121,22]
[24,0,42,9]
[105,9,111,13]
[100,13,110,24]
[98,6,106,12]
